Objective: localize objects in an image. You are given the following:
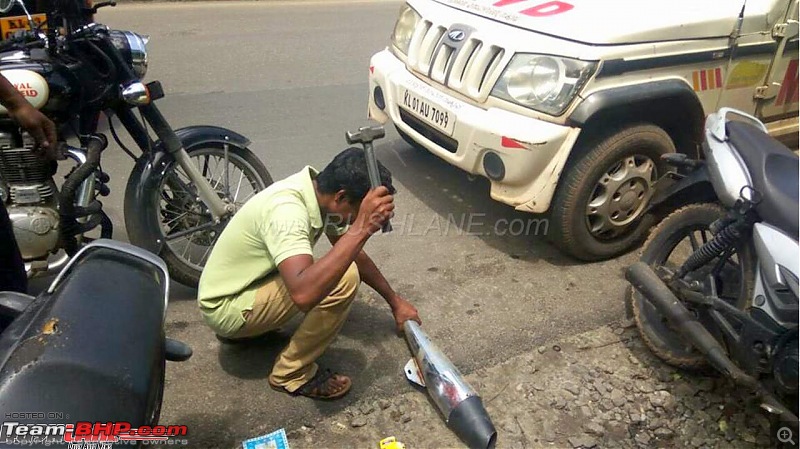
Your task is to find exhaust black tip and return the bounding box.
[448,396,497,449]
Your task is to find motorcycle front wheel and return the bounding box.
[630,202,755,368]
[156,144,272,287]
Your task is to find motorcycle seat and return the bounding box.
[0,242,168,424]
[0,291,34,330]
[0,291,33,318]
[726,120,799,239]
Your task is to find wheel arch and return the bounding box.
[567,79,706,168]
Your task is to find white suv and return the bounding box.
[368,0,799,260]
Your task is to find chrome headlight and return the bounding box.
[491,54,596,116]
[391,3,421,55]
[109,30,149,80]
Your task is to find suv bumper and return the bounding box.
[368,49,581,213]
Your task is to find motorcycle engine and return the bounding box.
[0,130,60,260]
[773,335,798,395]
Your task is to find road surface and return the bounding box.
[91,2,636,446]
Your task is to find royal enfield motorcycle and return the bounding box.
[0,0,272,287]
[626,108,798,429]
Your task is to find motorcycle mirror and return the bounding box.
[0,0,19,14]
[90,1,116,13]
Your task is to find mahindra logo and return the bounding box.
[447,29,466,42]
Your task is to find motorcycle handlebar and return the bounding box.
[0,31,43,52]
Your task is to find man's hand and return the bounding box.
[352,186,394,236]
[8,103,61,160]
[390,295,421,334]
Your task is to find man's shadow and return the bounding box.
[215,331,368,417]
[215,299,401,414]
[216,330,293,380]
[216,300,395,379]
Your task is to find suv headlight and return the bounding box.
[491,54,596,116]
[391,4,421,55]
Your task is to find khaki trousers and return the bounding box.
[231,262,360,392]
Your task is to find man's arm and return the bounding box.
[0,75,27,111]
[277,231,368,313]
[0,74,58,156]
[277,187,394,313]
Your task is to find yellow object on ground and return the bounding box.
[379,437,406,449]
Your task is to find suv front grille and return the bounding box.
[407,20,505,101]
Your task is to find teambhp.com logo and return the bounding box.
[1,421,188,445]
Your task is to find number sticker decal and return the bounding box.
[493,0,575,17]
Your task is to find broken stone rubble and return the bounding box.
[287,322,779,449]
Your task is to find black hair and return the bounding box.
[316,147,395,203]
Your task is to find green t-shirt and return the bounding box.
[197,166,345,336]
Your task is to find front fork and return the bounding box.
[117,101,233,221]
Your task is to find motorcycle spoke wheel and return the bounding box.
[158,147,266,272]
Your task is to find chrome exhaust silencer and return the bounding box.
[403,321,497,449]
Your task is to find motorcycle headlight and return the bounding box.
[491,54,596,116]
[391,3,421,55]
[109,30,149,80]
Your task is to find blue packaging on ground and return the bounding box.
[242,428,290,449]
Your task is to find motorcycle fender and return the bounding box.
[124,149,173,254]
[172,125,251,153]
[646,166,716,215]
[123,126,251,255]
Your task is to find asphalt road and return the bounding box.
[91,2,636,447]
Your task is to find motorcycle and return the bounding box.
[626,107,798,429]
[0,0,273,287]
[0,239,192,447]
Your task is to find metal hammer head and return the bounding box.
[346,125,386,145]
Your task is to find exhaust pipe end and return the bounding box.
[448,396,497,449]
[625,261,759,389]
[404,321,497,449]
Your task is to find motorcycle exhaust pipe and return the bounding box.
[403,321,497,449]
[626,262,756,386]
[626,262,799,422]
[59,135,107,254]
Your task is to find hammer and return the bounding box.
[346,125,392,233]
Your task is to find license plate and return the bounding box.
[400,88,456,136]
[0,14,47,41]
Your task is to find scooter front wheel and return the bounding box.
[631,202,754,369]
[156,144,272,287]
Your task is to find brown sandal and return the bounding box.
[269,369,351,400]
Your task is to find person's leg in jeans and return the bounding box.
[231,262,360,392]
[0,201,26,293]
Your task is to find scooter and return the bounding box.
[0,239,191,447]
[626,108,798,428]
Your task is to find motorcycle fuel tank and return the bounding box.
[0,69,49,113]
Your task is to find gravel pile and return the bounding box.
[288,322,780,449]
